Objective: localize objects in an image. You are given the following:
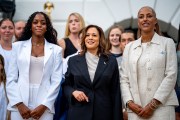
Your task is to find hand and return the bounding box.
[123,111,128,120]
[138,103,154,119]
[16,103,31,119]
[30,105,47,119]
[128,102,143,115]
[72,90,89,102]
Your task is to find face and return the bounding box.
[15,21,26,39]
[85,27,100,53]
[138,7,157,33]
[120,33,135,52]
[109,28,122,47]
[68,15,81,34]
[31,13,47,37]
[0,20,14,42]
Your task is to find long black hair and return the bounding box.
[19,11,57,44]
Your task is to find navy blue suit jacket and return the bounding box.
[63,54,123,120]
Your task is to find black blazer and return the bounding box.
[63,54,123,120]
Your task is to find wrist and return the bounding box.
[126,100,133,108]
[16,102,23,107]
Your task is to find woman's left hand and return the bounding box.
[138,103,154,119]
[30,105,47,119]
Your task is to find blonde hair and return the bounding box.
[64,12,85,37]
[137,6,161,38]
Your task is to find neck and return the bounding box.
[87,49,98,56]
[0,40,12,50]
[110,46,122,54]
[69,33,79,41]
[141,31,154,43]
[31,36,45,44]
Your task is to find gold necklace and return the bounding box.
[32,42,44,47]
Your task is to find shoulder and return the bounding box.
[57,38,65,49]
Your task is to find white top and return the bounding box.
[0,45,12,74]
[137,43,149,106]
[85,51,99,82]
[29,56,44,84]
[0,82,7,120]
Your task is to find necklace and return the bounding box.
[32,42,44,47]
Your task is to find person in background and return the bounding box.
[0,18,14,73]
[0,54,10,120]
[106,25,124,66]
[14,20,26,42]
[58,12,85,58]
[175,24,180,120]
[6,11,63,120]
[63,24,123,120]
[120,30,135,53]
[120,6,178,120]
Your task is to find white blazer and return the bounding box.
[6,39,63,113]
[120,33,178,109]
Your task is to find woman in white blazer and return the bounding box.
[120,6,178,120]
[6,12,63,120]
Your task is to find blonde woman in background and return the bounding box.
[58,12,85,58]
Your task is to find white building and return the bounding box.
[13,0,180,42]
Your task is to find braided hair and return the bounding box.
[19,11,57,44]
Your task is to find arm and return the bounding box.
[153,38,177,104]
[120,44,133,104]
[41,47,63,111]
[58,39,65,58]
[6,43,22,107]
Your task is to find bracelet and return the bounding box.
[151,100,159,108]
[149,103,156,111]
[126,100,133,108]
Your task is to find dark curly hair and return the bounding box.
[18,11,57,44]
[0,54,6,86]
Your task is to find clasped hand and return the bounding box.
[128,102,154,119]
[17,103,47,119]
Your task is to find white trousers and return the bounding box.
[10,84,53,120]
[11,111,53,120]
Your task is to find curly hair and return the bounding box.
[0,54,6,86]
[19,11,57,44]
[80,25,110,57]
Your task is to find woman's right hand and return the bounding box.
[16,103,31,119]
[72,90,89,102]
[128,102,143,115]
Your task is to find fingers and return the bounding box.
[73,90,89,102]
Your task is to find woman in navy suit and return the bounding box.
[6,12,63,120]
[63,24,123,120]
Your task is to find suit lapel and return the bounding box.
[22,39,32,70]
[44,40,53,66]
[93,55,107,85]
[78,55,92,85]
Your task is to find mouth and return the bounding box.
[87,40,95,45]
[142,23,150,27]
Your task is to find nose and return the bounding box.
[37,22,42,27]
[125,40,129,45]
